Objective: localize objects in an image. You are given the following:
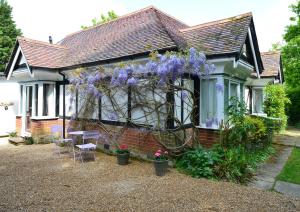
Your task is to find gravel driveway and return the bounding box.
[0,142,299,211]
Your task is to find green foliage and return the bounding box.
[213,146,253,183]
[282,36,300,88]
[81,10,118,29]
[24,136,34,145]
[8,131,17,138]
[277,147,300,184]
[0,0,22,72]
[284,0,300,42]
[286,87,300,125]
[176,147,220,179]
[220,98,269,150]
[282,1,300,126]
[244,116,268,148]
[263,84,290,131]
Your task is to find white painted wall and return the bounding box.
[0,82,19,135]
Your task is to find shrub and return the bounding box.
[176,147,220,179]
[263,84,290,132]
[244,116,268,149]
[24,136,34,145]
[213,145,275,184]
[286,86,300,126]
[8,131,17,138]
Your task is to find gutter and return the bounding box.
[58,71,66,139]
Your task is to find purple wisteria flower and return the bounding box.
[127,77,138,86]
[215,82,224,93]
[205,118,214,128]
[108,112,118,121]
[181,91,188,100]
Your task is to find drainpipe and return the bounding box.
[59,71,66,139]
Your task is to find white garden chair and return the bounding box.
[51,125,73,157]
[73,131,100,163]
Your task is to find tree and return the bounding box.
[81,10,118,29]
[0,0,22,72]
[282,0,300,88]
[282,0,300,125]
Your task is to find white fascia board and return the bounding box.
[7,46,32,80]
[248,28,260,79]
[207,57,235,63]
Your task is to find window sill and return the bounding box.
[251,113,267,117]
[196,125,220,130]
[30,116,59,121]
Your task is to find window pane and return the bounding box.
[201,79,217,126]
[254,89,264,113]
[230,83,238,98]
[43,84,54,116]
[20,85,23,114]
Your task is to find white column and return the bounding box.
[38,83,43,116]
[21,86,26,135]
[32,85,36,117]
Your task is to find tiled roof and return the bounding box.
[260,51,281,77]
[12,6,256,70]
[18,37,68,68]
[179,13,252,55]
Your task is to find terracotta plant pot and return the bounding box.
[154,160,168,176]
[117,152,130,165]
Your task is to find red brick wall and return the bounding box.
[15,117,220,153]
[16,116,22,135]
[198,128,220,148]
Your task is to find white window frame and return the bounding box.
[252,87,266,116]
[19,81,57,119]
[199,76,224,129]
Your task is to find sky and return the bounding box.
[7,0,297,52]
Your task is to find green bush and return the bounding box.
[263,84,290,132]
[220,98,268,149]
[286,87,300,126]
[244,116,268,149]
[213,145,275,184]
[213,146,253,183]
[176,147,220,179]
[24,136,34,145]
[8,131,17,138]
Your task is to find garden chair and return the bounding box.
[74,131,100,163]
[51,125,73,157]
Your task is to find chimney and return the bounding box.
[49,36,53,44]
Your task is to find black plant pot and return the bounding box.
[154,160,168,176]
[117,152,130,165]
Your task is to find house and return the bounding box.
[244,51,284,115]
[5,6,276,152]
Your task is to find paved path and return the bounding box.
[249,128,300,199]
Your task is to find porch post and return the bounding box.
[37,83,43,116]
[21,86,26,135]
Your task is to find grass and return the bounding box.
[276,147,300,184]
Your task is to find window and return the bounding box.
[201,79,217,126]
[229,82,238,99]
[43,84,55,116]
[253,88,264,113]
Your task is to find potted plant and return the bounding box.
[116,144,130,165]
[153,149,168,176]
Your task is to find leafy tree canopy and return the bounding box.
[0,0,22,72]
[81,10,118,29]
[284,1,300,42]
[282,0,300,88]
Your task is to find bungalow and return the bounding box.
[4,6,281,152]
